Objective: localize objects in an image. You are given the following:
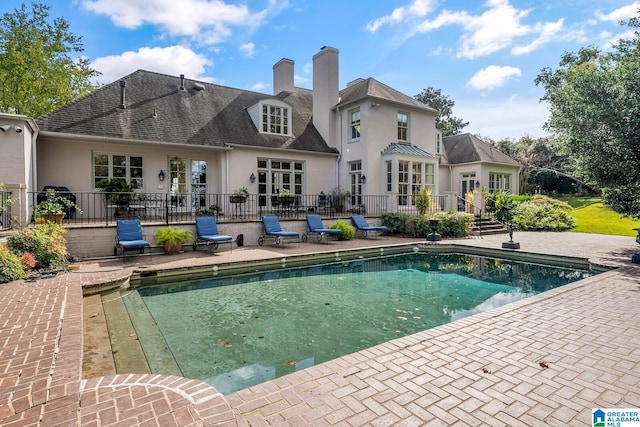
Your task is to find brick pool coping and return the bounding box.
[0,232,639,426]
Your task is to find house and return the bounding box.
[0,46,520,231]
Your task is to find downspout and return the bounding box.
[225,149,230,194]
[336,105,342,190]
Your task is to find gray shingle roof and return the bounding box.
[36,70,338,154]
[337,78,437,113]
[442,133,520,166]
[381,142,437,157]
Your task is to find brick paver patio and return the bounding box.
[0,231,639,426]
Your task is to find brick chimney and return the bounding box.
[312,46,339,145]
[273,58,294,94]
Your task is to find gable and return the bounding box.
[442,133,519,166]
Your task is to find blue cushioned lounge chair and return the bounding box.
[303,214,342,243]
[193,216,234,254]
[259,215,300,246]
[351,214,389,238]
[114,219,151,257]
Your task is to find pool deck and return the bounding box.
[1,231,639,426]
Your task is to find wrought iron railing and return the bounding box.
[0,190,12,231]
[27,191,389,226]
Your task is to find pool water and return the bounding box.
[123,253,593,394]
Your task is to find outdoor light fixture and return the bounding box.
[158,169,166,181]
[0,124,22,133]
[360,174,367,184]
[250,172,256,183]
[475,180,480,189]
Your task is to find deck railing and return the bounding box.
[27,192,390,226]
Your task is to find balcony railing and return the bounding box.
[27,192,390,226]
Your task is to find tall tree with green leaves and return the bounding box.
[535,16,640,217]
[414,87,468,136]
[0,2,99,117]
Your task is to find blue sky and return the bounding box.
[3,0,639,140]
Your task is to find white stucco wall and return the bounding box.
[335,101,438,197]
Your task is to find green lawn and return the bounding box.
[559,197,640,236]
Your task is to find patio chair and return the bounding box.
[114,219,151,257]
[193,216,234,254]
[259,215,300,246]
[351,214,389,238]
[303,214,342,243]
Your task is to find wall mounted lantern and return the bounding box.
[250,172,256,183]
[360,175,367,184]
[158,169,166,181]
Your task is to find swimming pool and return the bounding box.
[118,251,594,394]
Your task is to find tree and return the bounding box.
[414,87,468,136]
[535,16,640,217]
[0,2,99,117]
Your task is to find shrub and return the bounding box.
[0,245,26,283]
[381,212,411,235]
[430,211,474,238]
[329,219,355,240]
[484,189,514,223]
[511,195,575,231]
[20,253,37,270]
[382,211,473,238]
[7,223,68,268]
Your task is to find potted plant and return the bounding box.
[96,178,134,217]
[329,219,355,240]
[230,187,249,204]
[36,188,82,224]
[330,188,351,213]
[154,226,193,255]
[278,188,295,206]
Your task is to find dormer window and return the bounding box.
[262,103,289,135]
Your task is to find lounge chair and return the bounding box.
[303,214,342,243]
[351,214,389,238]
[193,216,234,253]
[114,219,151,257]
[259,215,300,246]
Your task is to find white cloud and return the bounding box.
[369,0,565,58]
[81,0,283,45]
[366,0,435,33]
[251,82,268,91]
[466,65,521,91]
[511,19,564,55]
[91,45,213,84]
[596,2,640,22]
[240,42,256,57]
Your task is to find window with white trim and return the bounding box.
[262,104,290,135]
[397,112,409,141]
[349,109,361,140]
[93,152,143,189]
[398,160,409,205]
[386,161,392,192]
[489,173,511,193]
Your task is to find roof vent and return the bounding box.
[193,82,205,91]
[180,74,185,90]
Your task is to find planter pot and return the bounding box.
[163,241,183,255]
[278,196,295,205]
[230,196,247,204]
[42,213,65,224]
